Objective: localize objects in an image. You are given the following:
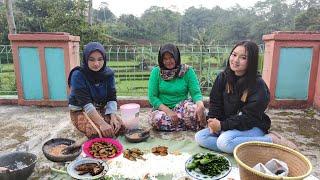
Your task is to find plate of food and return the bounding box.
[67,158,108,180]
[83,138,123,160]
[185,152,231,180]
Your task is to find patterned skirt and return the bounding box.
[149,99,206,131]
[70,108,125,138]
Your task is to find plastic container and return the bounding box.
[120,103,140,129]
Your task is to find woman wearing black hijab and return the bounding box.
[148,44,206,131]
[68,42,125,138]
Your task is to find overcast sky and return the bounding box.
[93,0,266,17]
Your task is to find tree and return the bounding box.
[227,5,259,43]
[181,7,219,43]
[14,0,49,32]
[295,7,320,30]
[253,0,293,31]
[0,3,10,44]
[12,0,108,45]
[249,21,271,43]
[115,14,145,39]
[4,0,16,34]
[93,2,115,23]
[1,0,319,45]
[88,0,92,25]
[291,0,320,10]
[192,28,214,46]
[140,6,181,43]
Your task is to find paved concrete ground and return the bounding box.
[0,105,319,179]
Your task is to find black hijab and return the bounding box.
[158,43,181,70]
[158,44,190,80]
[68,42,113,86]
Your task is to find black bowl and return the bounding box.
[125,129,150,143]
[0,152,37,180]
[42,138,81,162]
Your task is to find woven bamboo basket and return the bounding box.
[234,141,312,180]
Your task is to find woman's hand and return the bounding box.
[84,110,115,138]
[159,104,179,126]
[62,137,87,154]
[98,122,115,137]
[207,118,221,133]
[196,101,206,126]
[110,114,121,134]
[166,109,179,126]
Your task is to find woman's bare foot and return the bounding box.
[267,131,297,150]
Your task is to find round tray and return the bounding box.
[82,138,123,160]
[185,152,232,180]
[67,158,108,180]
[125,128,150,143]
[42,138,81,162]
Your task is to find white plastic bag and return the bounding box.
[253,158,289,177]
[265,159,289,176]
[253,163,274,175]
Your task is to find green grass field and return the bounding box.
[108,61,139,67]
[0,55,263,96]
[116,80,148,96]
[0,63,14,72]
[0,71,16,95]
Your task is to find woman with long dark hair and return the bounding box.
[195,40,296,153]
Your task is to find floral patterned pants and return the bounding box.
[149,99,206,131]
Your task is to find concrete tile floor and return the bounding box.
[0,105,319,179]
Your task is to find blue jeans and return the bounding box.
[195,127,272,153]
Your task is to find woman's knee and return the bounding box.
[194,129,210,145]
[70,111,85,129]
[216,134,235,154]
[149,116,161,129]
[194,130,202,143]
[184,101,196,112]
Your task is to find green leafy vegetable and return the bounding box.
[187,153,230,177]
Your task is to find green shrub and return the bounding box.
[108,60,139,67]
[258,54,264,73]
[0,72,17,94]
[0,63,14,73]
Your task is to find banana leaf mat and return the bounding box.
[50,131,237,180]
